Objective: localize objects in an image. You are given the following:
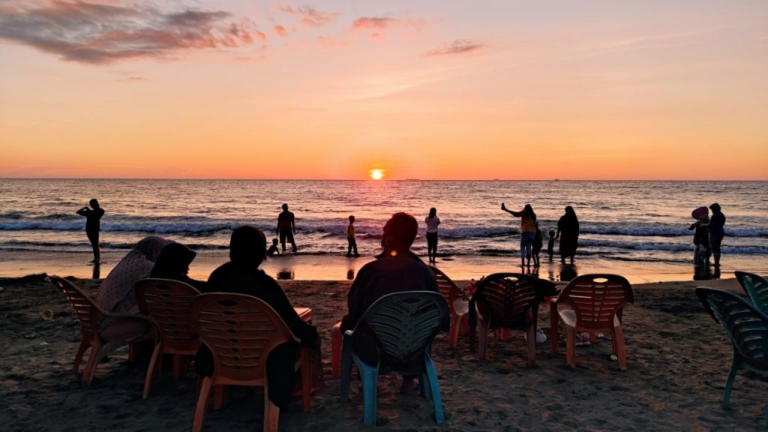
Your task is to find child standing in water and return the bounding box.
[547,230,556,262]
[346,215,359,257]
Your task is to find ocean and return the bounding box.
[0,179,766,282]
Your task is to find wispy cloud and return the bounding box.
[279,5,338,27]
[0,1,263,65]
[273,25,289,37]
[425,39,483,57]
[121,76,147,82]
[352,17,399,30]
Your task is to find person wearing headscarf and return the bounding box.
[150,242,207,291]
[95,236,173,329]
[556,206,580,265]
[195,226,319,408]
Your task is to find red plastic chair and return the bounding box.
[49,276,154,385]
[429,266,471,349]
[135,278,201,399]
[549,274,634,370]
[189,293,311,432]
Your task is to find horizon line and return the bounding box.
[1,177,767,182]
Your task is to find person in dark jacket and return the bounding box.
[195,226,318,408]
[76,199,104,264]
[556,206,580,265]
[150,242,207,291]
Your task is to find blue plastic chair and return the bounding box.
[696,288,768,426]
[339,291,450,425]
[735,271,768,315]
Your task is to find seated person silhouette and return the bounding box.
[343,212,441,393]
[150,242,207,291]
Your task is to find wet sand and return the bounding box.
[1,274,766,431]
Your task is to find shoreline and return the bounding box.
[1,249,763,285]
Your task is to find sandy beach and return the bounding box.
[1,274,766,431]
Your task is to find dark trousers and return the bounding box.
[347,237,358,256]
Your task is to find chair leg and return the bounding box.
[128,342,137,361]
[85,340,123,385]
[172,354,183,381]
[589,331,598,345]
[613,325,627,371]
[550,303,559,354]
[478,319,490,362]
[331,323,342,379]
[340,336,353,404]
[72,339,90,375]
[525,312,536,367]
[722,355,740,410]
[143,343,163,399]
[565,325,576,368]
[355,357,379,426]
[500,329,510,342]
[264,388,281,432]
[213,385,226,410]
[301,347,312,413]
[193,377,212,432]
[425,352,444,424]
[420,373,432,401]
[81,342,100,385]
[450,315,463,349]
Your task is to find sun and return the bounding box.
[370,169,384,180]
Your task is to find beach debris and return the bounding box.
[39,342,49,346]
[24,334,36,339]
[610,355,618,361]
[40,309,54,320]
[0,287,4,292]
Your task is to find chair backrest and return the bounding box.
[356,291,449,367]
[473,273,540,328]
[557,274,633,330]
[188,293,298,382]
[696,288,768,368]
[429,266,463,316]
[49,276,101,339]
[735,271,768,315]
[135,278,201,352]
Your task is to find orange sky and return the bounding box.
[1,1,767,180]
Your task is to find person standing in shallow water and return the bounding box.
[77,199,104,264]
[556,206,580,265]
[501,203,537,267]
[704,203,726,267]
[425,207,440,263]
[276,203,297,253]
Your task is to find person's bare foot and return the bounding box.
[399,377,419,394]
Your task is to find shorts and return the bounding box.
[710,233,724,254]
[279,231,295,244]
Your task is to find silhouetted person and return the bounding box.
[343,212,443,393]
[532,222,543,267]
[276,203,297,253]
[547,230,556,262]
[77,199,104,264]
[556,206,580,265]
[195,226,318,408]
[150,242,207,291]
[689,210,710,265]
[705,203,726,267]
[501,203,537,267]
[425,207,440,263]
[267,238,280,257]
[346,215,359,257]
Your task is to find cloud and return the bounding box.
[121,76,147,82]
[352,17,399,30]
[279,5,337,27]
[425,39,483,56]
[0,1,263,65]
[273,25,289,37]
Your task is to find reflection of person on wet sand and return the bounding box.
[76,199,104,264]
[276,203,297,253]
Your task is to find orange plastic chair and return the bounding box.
[49,276,154,385]
[189,293,312,432]
[429,266,471,349]
[549,274,634,370]
[471,273,542,366]
[135,278,201,399]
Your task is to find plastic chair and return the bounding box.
[135,278,201,399]
[189,293,311,432]
[472,273,542,366]
[735,271,768,315]
[339,291,449,425]
[696,288,768,426]
[549,274,633,370]
[49,276,154,385]
[429,266,471,349]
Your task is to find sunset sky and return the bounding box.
[1,0,766,180]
